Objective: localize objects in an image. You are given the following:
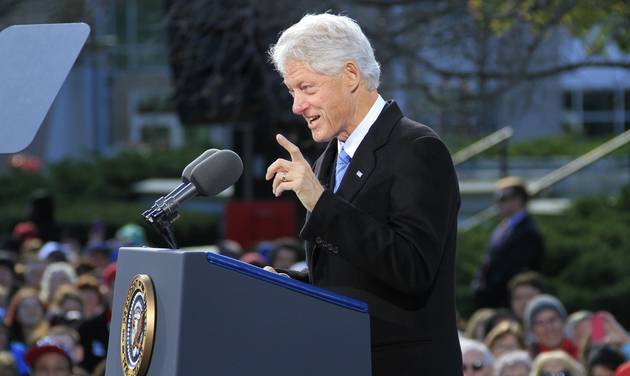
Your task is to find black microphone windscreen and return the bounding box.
[190,150,243,196]
[181,149,219,182]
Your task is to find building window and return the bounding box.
[583,90,614,112]
[583,122,614,136]
[563,92,573,110]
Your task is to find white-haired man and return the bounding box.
[265,13,461,375]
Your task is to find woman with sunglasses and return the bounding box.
[461,338,495,376]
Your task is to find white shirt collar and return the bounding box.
[337,95,386,158]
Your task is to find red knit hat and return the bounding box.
[25,337,73,368]
[616,362,630,376]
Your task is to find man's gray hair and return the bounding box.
[268,13,381,90]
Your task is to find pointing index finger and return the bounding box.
[276,134,304,162]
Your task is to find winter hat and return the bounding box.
[524,294,567,332]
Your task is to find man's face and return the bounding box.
[497,196,521,218]
[283,60,355,142]
[532,309,564,348]
[32,353,72,376]
[511,285,540,319]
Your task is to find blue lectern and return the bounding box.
[106,247,372,375]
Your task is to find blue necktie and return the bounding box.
[334,148,351,193]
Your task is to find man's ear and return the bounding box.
[342,61,361,92]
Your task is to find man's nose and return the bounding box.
[292,93,307,115]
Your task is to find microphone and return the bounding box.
[182,149,218,182]
[143,149,218,219]
[143,149,243,224]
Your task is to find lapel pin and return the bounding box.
[356,171,363,178]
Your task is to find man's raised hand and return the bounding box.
[265,134,324,212]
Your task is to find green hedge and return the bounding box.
[0,146,210,203]
[0,145,218,247]
[456,187,630,326]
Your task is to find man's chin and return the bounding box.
[310,129,333,143]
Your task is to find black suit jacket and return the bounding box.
[474,212,545,308]
[285,101,462,375]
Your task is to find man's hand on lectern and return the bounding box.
[263,266,290,278]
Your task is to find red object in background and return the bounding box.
[225,201,296,249]
[591,312,606,344]
[616,362,630,376]
[9,154,41,172]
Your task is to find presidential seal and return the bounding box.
[120,274,156,376]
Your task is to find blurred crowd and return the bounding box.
[0,191,307,376]
[460,271,630,376]
[0,213,144,375]
[1,187,628,376]
[458,178,630,376]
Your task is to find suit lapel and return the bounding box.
[314,139,337,189]
[336,101,403,202]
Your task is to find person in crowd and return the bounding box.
[37,242,71,264]
[508,271,546,322]
[0,350,18,376]
[25,336,73,376]
[472,177,545,308]
[5,288,48,347]
[465,308,497,341]
[579,312,630,364]
[48,286,83,329]
[114,223,146,249]
[216,239,244,259]
[264,13,461,375]
[47,326,89,376]
[484,321,526,359]
[0,322,9,352]
[616,362,630,376]
[525,294,578,359]
[598,312,630,360]
[0,286,11,318]
[0,252,18,299]
[27,190,62,243]
[268,238,304,270]
[77,277,109,373]
[76,275,105,321]
[586,345,626,376]
[461,338,495,376]
[566,310,593,361]
[239,252,267,268]
[18,255,47,291]
[494,350,532,376]
[17,237,43,261]
[83,241,112,278]
[40,262,76,306]
[5,288,49,375]
[484,309,521,339]
[9,222,39,254]
[566,311,592,344]
[531,350,586,376]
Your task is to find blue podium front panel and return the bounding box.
[106,247,372,376]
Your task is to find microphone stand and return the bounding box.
[142,206,179,249]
